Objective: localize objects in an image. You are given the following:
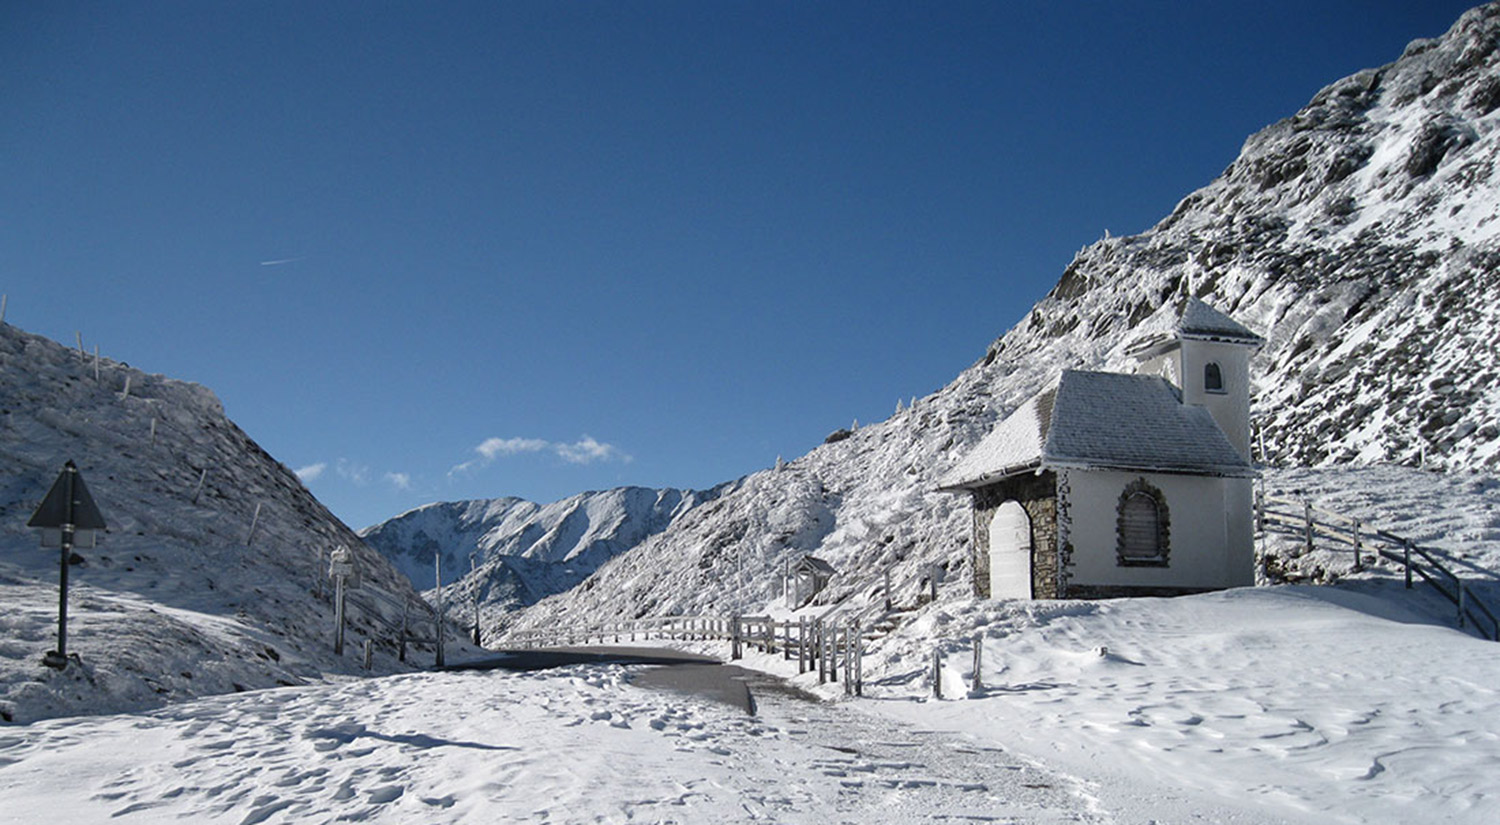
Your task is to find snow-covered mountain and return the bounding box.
[361,485,726,620]
[499,3,1500,636]
[0,321,470,723]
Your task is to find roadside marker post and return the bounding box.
[27,461,108,669]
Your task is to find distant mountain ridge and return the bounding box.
[494,2,1500,636]
[360,484,728,617]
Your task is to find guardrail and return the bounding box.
[1258,492,1499,641]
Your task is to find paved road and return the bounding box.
[445,646,795,715]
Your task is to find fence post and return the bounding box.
[1404,540,1413,589]
[1458,581,1467,629]
[1303,500,1314,554]
[932,647,943,699]
[1351,520,1362,572]
[929,564,939,603]
[731,615,742,660]
[363,639,373,670]
[816,620,827,684]
[853,621,863,697]
[828,624,837,683]
[435,554,445,668]
[971,634,983,694]
[398,603,408,663]
[334,572,346,656]
[798,617,807,674]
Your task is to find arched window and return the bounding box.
[1204,362,1225,394]
[1117,479,1170,566]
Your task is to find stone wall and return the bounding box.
[970,470,1059,599]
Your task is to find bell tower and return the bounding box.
[1130,298,1263,462]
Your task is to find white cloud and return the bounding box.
[450,434,631,476]
[477,437,550,460]
[384,472,412,491]
[295,462,327,482]
[554,435,630,465]
[336,459,370,486]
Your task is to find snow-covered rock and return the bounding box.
[500,3,1500,637]
[0,322,471,724]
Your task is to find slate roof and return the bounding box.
[1127,297,1264,357]
[1177,298,1264,345]
[940,369,1254,490]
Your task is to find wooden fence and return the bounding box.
[1258,492,1499,641]
[503,613,868,695]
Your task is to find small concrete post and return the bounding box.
[731,615,742,660]
[932,647,943,699]
[1404,540,1414,589]
[971,634,983,694]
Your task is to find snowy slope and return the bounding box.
[500,3,1500,636]
[0,321,472,724]
[360,484,726,618]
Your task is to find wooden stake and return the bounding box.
[245,502,262,545]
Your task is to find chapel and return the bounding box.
[940,298,1263,599]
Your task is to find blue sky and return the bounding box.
[2,1,1479,529]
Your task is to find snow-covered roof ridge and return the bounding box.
[1176,297,1264,345]
[942,369,1254,490]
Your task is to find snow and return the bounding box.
[0,663,1104,824]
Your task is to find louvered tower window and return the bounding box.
[1204,362,1225,394]
[1117,479,1170,566]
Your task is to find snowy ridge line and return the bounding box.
[1258,491,1500,639]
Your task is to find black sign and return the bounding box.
[28,461,108,530]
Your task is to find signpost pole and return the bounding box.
[56,467,75,660]
[29,461,108,669]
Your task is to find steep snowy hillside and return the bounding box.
[361,485,725,617]
[501,3,1500,636]
[0,321,469,724]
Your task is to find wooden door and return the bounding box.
[989,500,1033,599]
